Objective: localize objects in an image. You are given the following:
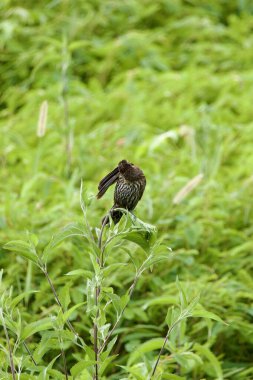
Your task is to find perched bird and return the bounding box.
[97,160,146,224]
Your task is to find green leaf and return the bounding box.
[70,360,94,376]
[106,293,121,317]
[119,365,146,380]
[85,345,95,361]
[63,302,86,323]
[33,337,59,362]
[102,263,128,277]
[28,233,39,247]
[65,269,92,278]
[121,246,141,269]
[37,354,61,380]
[176,278,188,310]
[192,306,225,324]
[122,220,157,252]
[162,374,186,380]
[69,40,90,51]
[194,343,223,380]
[43,223,86,260]
[21,317,52,340]
[128,338,166,366]
[86,279,96,314]
[181,294,200,319]
[10,290,38,309]
[89,252,100,274]
[102,336,118,359]
[80,180,93,216]
[166,306,180,327]
[106,214,157,253]
[59,283,71,310]
[99,355,118,375]
[120,294,130,310]
[4,240,38,263]
[143,296,177,310]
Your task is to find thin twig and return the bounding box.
[150,327,172,379]
[61,346,68,380]
[150,318,182,378]
[23,341,37,366]
[98,273,139,354]
[93,216,110,379]
[41,266,78,337]
[93,285,99,380]
[0,310,16,380]
[57,323,69,379]
[99,214,110,266]
[42,266,70,378]
[93,221,108,380]
[99,252,153,355]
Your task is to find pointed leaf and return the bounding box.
[63,302,86,323]
[4,240,38,263]
[43,223,86,260]
[21,317,52,340]
[194,343,223,380]
[70,360,94,376]
[65,269,92,278]
[192,307,225,324]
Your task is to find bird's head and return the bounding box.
[118,160,133,174]
[118,160,144,181]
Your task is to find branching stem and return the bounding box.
[40,264,78,337]
[150,319,181,378]
[23,341,37,366]
[150,327,171,378]
[98,273,138,354]
[60,342,68,380]
[93,217,109,380]
[98,247,152,355]
[93,285,100,380]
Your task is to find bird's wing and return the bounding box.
[97,166,119,199]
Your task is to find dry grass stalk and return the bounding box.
[37,100,48,137]
[173,173,204,205]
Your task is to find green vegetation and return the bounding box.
[1,0,253,379]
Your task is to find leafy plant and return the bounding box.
[1,0,253,379]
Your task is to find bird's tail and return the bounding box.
[97,167,119,199]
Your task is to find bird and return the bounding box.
[97,160,146,225]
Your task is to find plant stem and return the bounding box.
[98,273,139,354]
[99,215,109,266]
[41,265,78,337]
[61,346,68,380]
[93,285,100,380]
[23,341,37,366]
[150,327,171,378]
[99,254,153,355]
[93,217,109,379]
[0,310,16,380]
[150,319,182,379]
[41,264,73,378]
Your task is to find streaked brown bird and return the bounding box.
[97,160,146,224]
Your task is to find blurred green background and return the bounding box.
[1,0,253,379]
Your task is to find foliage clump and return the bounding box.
[1,0,253,379]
